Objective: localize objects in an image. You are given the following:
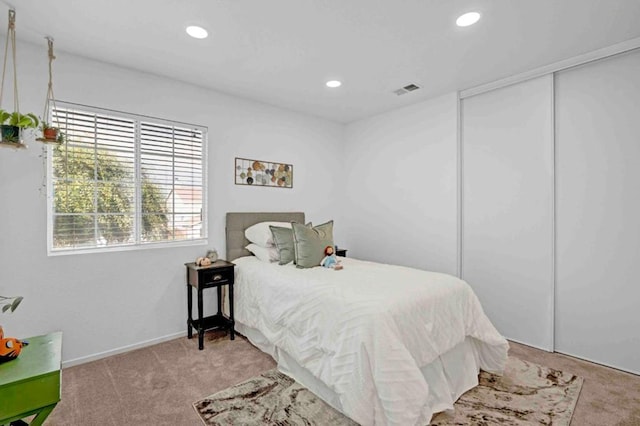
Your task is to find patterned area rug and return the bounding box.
[430,357,583,425]
[194,369,357,425]
[193,357,583,425]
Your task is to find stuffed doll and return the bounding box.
[0,327,28,364]
[321,246,343,270]
[195,256,212,267]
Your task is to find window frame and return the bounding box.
[46,101,208,256]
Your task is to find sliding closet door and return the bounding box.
[555,50,640,374]
[462,75,554,350]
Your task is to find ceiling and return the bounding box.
[6,0,640,123]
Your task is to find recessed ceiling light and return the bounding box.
[186,26,208,39]
[326,80,342,88]
[456,12,481,27]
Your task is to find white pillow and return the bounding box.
[246,243,280,262]
[244,221,293,247]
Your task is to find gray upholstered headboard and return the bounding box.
[226,212,305,261]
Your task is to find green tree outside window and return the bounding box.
[53,145,169,247]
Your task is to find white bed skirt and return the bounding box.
[235,321,483,424]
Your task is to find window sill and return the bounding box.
[47,238,208,257]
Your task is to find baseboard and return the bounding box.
[554,350,640,377]
[509,339,640,376]
[506,338,553,353]
[62,330,187,368]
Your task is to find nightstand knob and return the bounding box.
[213,274,222,281]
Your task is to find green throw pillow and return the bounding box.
[270,223,311,265]
[292,220,334,269]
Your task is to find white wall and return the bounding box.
[342,93,458,275]
[0,40,344,365]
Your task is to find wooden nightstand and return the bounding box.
[185,260,235,350]
[335,247,347,257]
[0,332,62,426]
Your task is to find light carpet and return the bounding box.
[194,356,583,425]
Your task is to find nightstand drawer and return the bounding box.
[201,267,233,286]
[186,260,235,288]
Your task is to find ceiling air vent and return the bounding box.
[394,83,421,96]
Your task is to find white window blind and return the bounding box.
[49,102,206,254]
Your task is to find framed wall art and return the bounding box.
[235,157,293,188]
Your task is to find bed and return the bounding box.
[226,212,509,425]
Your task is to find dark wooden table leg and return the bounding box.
[187,284,193,339]
[197,287,204,350]
[217,285,222,316]
[229,284,235,340]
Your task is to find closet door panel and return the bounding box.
[555,50,640,374]
[462,75,554,350]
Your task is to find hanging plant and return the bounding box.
[37,37,65,145]
[40,122,64,143]
[0,110,39,143]
[0,10,41,148]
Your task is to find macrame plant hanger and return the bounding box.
[37,37,62,144]
[0,9,24,148]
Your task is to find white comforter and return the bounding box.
[234,256,509,425]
